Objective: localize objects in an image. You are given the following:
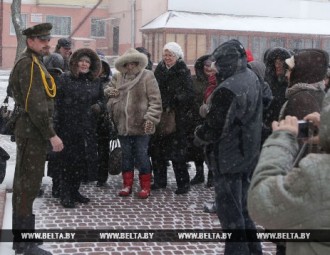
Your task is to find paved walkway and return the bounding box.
[1,163,276,254]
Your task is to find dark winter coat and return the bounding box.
[186,55,211,162]
[248,60,273,111]
[97,55,113,140]
[195,40,263,174]
[55,48,103,176]
[154,58,194,132]
[264,47,292,128]
[152,58,194,161]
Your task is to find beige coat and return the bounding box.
[106,69,162,135]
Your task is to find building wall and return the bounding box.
[142,27,330,73]
[1,1,109,68]
[108,0,167,54]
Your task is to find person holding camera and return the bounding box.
[279,49,328,158]
[247,91,330,255]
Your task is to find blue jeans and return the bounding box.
[214,171,262,255]
[118,135,151,174]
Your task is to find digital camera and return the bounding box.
[297,120,312,138]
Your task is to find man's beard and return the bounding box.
[41,46,51,56]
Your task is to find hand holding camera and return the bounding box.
[272,114,319,142]
[303,112,320,144]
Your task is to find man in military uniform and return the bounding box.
[9,22,64,255]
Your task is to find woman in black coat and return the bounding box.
[55,48,103,208]
[150,42,195,195]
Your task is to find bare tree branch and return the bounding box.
[11,0,26,61]
[69,0,103,38]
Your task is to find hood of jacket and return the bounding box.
[194,54,211,82]
[211,39,247,83]
[115,48,148,74]
[69,48,101,80]
[99,54,112,82]
[264,47,291,84]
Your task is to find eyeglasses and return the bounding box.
[162,53,175,58]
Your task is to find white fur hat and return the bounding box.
[163,42,184,59]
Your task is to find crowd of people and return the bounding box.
[6,22,330,255]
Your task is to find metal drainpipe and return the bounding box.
[131,0,136,48]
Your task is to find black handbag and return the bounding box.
[0,146,10,184]
[0,95,13,135]
[0,95,21,137]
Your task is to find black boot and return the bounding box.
[52,178,60,198]
[22,243,52,255]
[205,169,214,188]
[31,214,43,246]
[151,160,167,190]
[190,165,204,185]
[73,191,90,203]
[12,214,52,255]
[60,188,75,208]
[175,183,190,195]
[173,162,190,195]
[12,213,24,253]
[60,195,75,208]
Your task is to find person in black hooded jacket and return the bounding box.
[263,47,292,143]
[194,39,263,255]
[55,48,103,208]
[96,53,113,187]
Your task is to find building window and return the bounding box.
[288,39,304,51]
[270,38,285,48]
[46,15,71,36]
[10,14,27,35]
[91,18,105,38]
[322,38,330,54]
[252,36,268,61]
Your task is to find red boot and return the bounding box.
[118,171,134,196]
[137,173,151,199]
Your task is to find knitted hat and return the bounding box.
[43,53,64,71]
[285,49,329,86]
[163,42,184,59]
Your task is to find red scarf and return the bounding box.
[204,75,217,102]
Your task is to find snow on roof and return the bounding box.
[141,11,330,36]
